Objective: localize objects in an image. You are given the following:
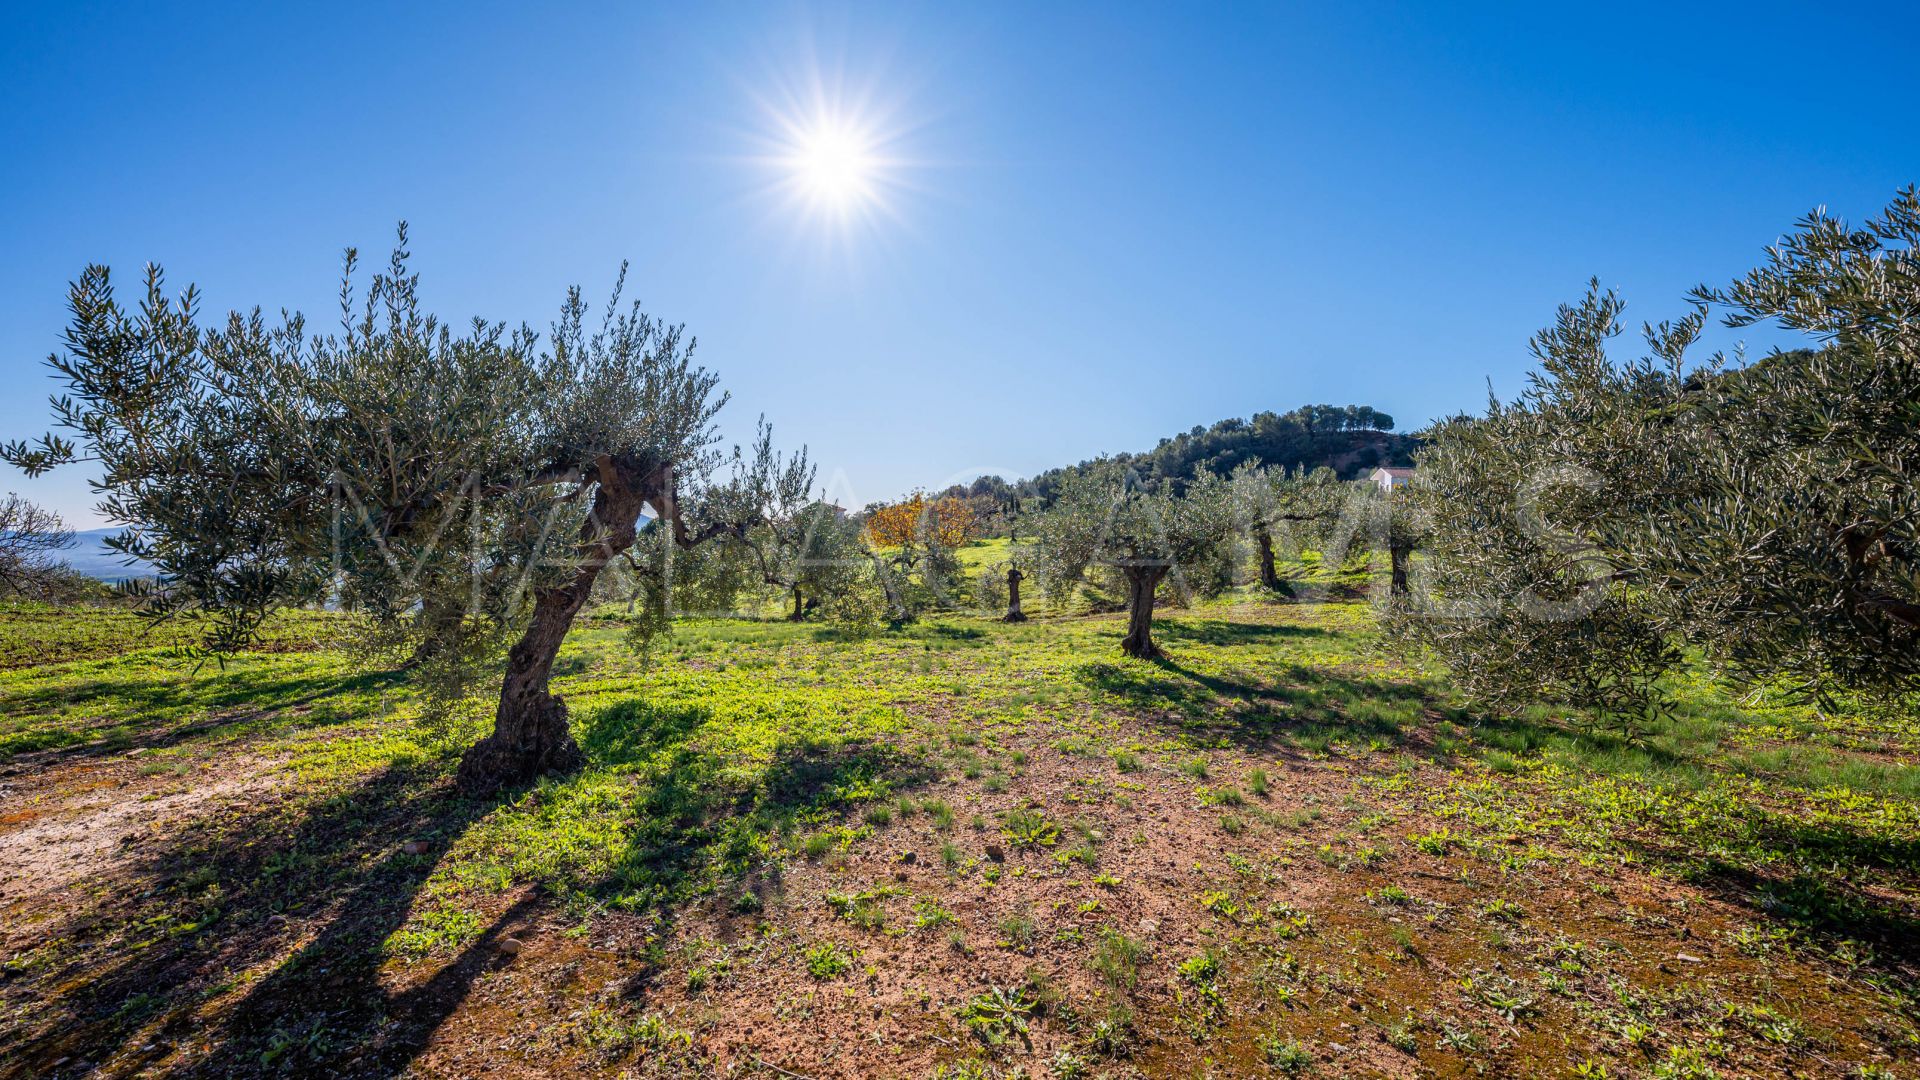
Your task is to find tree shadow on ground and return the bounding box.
[1153,619,1330,648]
[1075,652,1460,759]
[1425,708,1920,989]
[1626,839,1920,989]
[1,683,942,1079]
[1286,580,1374,602]
[1466,709,1703,773]
[0,667,411,767]
[1,761,492,1080]
[577,696,711,766]
[583,698,940,934]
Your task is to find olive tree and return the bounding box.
[1034,461,1233,658]
[1669,194,1920,698]
[1391,188,1920,720]
[1001,558,1029,622]
[643,424,870,623]
[1376,486,1426,599]
[1384,346,1691,725]
[859,494,971,623]
[1321,475,1428,601]
[975,545,1034,622]
[1229,463,1344,595]
[5,233,792,794]
[759,502,869,621]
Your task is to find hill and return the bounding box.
[1025,404,1419,499]
[59,528,151,582]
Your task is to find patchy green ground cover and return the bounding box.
[1,584,1915,1078]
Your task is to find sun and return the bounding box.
[790,122,877,208]
[743,65,922,244]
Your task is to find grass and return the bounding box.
[1,582,1916,1076]
[803,941,852,979]
[1090,929,1150,989]
[1001,807,1060,848]
[997,910,1039,952]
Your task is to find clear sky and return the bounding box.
[4,2,1917,526]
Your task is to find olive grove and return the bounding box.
[4,233,805,794]
[1034,462,1234,658]
[1389,190,1920,721]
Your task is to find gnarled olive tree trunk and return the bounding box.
[1256,520,1305,597]
[456,458,656,797]
[866,550,910,625]
[1389,541,1412,597]
[1119,564,1169,659]
[1003,565,1027,622]
[1254,525,1282,591]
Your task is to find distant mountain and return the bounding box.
[61,528,152,582]
[59,516,661,584]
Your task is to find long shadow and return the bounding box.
[1467,709,1703,772]
[199,699,747,1077]
[0,667,412,768]
[592,705,940,923]
[578,696,711,766]
[0,666,402,716]
[1074,651,1456,758]
[1068,622,1920,995]
[3,685,942,1079]
[1410,703,1920,987]
[219,890,543,1079]
[0,762,489,1080]
[1625,838,1920,984]
[1153,619,1330,647]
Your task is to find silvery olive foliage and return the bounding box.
[974,560,1010,615]
[860,508,967,624]
[619,419,873,634]
[9,234,561,660]
[1228,463,1346,595]
[1035,460,1235,657]
[4,229,806,787]
[1671,195,1920,699]
[1391,189,1920,722]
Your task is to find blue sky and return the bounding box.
[4,2,1917,525]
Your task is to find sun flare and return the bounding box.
[790,122,877,207]
[747,67,920,245]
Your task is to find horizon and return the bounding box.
[2,8,1917,1074]
[5,3,1918,527]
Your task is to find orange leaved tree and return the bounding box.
[860,492,981,621]
[864,493,981,549]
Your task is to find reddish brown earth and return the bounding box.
[6,707,1913,1079]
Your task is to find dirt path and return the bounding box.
[0,747,281,931]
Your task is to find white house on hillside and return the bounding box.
[1369,466,1414,493]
